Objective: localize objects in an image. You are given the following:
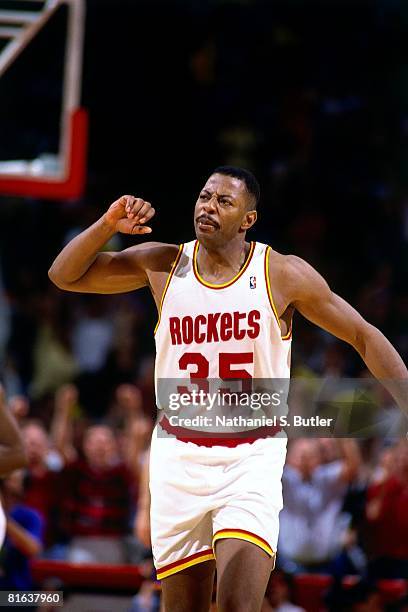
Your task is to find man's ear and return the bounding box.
[241,210,257,231]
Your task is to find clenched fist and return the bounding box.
[104,195,155,235]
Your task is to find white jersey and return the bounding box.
[150,240,290,576]
[154,240,292,433]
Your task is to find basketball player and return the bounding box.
[0,385,28,546]
[48,166,407,612]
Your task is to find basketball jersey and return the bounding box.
[154,241,292,429]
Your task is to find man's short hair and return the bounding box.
[212,165,260,210]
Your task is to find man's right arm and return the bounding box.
[48,195,174,294]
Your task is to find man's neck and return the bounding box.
[197,237,249,280]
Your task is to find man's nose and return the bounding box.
[203,195,217,212]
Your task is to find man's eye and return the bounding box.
[200,194,208,200]
[221,199,232,206]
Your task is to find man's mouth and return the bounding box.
[196,215,219,231]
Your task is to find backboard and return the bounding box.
[0,0,87,199]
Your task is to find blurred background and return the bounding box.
[0,0,407,610]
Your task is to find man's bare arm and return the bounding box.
[0,387,27,476]
[282,255,408,409]
[338,439,361,482]
[6,518,42,557]
[48,195,176,294]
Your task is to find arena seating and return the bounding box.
[377,579,408,604]
[31,560,143,590]
[293,574,333,611]
[31,562,408,610]
[292,574,408,611]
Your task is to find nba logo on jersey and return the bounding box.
[250,276,256,289]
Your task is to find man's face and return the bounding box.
[83,426,117,469]
[288,439,322,479]
[23,424,49,466]
[194,173,256,247]
[3,470,24,498]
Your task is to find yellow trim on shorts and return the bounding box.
[154,244,184,335]
[265,246,292,341]
[212,529,275,558]
[156,549,215,580]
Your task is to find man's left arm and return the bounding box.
[284,256,408,412]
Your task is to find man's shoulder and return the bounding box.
[267,248,311,307]
[268,248,310,280]
[267,248,323,306]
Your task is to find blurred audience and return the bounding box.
[0,470,43,590]
[0,0,406,607]
[58,423,135,564]
[21,421,61,550]
[30,292,78,400]
[133,450,151,550]
[112,384,152,483]
[278,438,362,576]
[262,570,305,611]
[364,440,408,580]
[326,579,383,612]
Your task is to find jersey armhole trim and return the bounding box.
[264,246,292,341]
[154,244,184,335]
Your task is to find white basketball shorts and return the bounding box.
[149,425,287,580]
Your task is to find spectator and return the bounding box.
[72,297,114,376]
[278,439,361,575]
[73,297,114,415]
[0,470,43,590]
[326,580,382,612]
[30,291,78,399]
[364,440,408,579]
[125,447,154,564]
[59,424,135,564]
[7,395,29,425]
[112,384,153,483]
[133,450,151,550]
[22,421,62,550]
[50,384,80,464]
[0,386,27,479]
[262,570,305,611]
[109,386,152,564]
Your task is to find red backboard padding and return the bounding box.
[0,108,88,200]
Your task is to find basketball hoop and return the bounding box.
[0,0,88,200]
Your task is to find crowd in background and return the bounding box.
[0,0,407,609]
[0,378,407,610]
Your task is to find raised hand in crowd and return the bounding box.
[50,384,79,463]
